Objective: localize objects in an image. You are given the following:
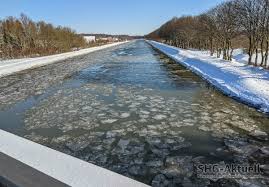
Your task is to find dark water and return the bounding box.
[0,40,269,186]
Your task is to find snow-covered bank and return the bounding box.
[148,40,269,113]
[0,41,128,78]
[0,130,148,187]
[198,48,269,68]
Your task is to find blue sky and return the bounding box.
[0,0,226,35]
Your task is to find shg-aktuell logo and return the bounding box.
[194,163,263,179]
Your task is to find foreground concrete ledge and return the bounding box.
[0,41,129,78]
[0,152,69,187]
[0,130,148,187]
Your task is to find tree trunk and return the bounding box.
[261,39,265,66]
[255,47,258,66]
[223,41,226,60]
[229,48,234,61]
[264,40,269,68]
[217,48,221,58]
[229,40,233,61]
[227,40,230,61]
[210,38,213,56]
[248,36,253,65]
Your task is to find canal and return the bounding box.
[0,40,268,186]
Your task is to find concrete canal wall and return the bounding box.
[0,130,148,187]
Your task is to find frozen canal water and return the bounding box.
[0,40,269,186]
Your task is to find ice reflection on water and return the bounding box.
[0,40,269,186]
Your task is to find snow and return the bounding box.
[149,40,269,113]
[0,41,128,78]
[194,48,269,68]
[232,49,269,67]
[0,129,148,187]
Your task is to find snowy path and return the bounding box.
[149,40,269,113]
[0,42,128,78]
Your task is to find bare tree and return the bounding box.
[147,0,269,67]
[258,0,269,67]
[0,14,87,59]
[215,1,239,60]
[235,0,263,65]
[198,13,218,56]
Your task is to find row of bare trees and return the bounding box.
[0,14,87,59]
[147,0,269,67]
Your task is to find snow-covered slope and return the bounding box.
[149,40,269,113]
[198,48,269,67]
[0,130,148,187]
[233,49,269,67]
[0,42,128,78]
